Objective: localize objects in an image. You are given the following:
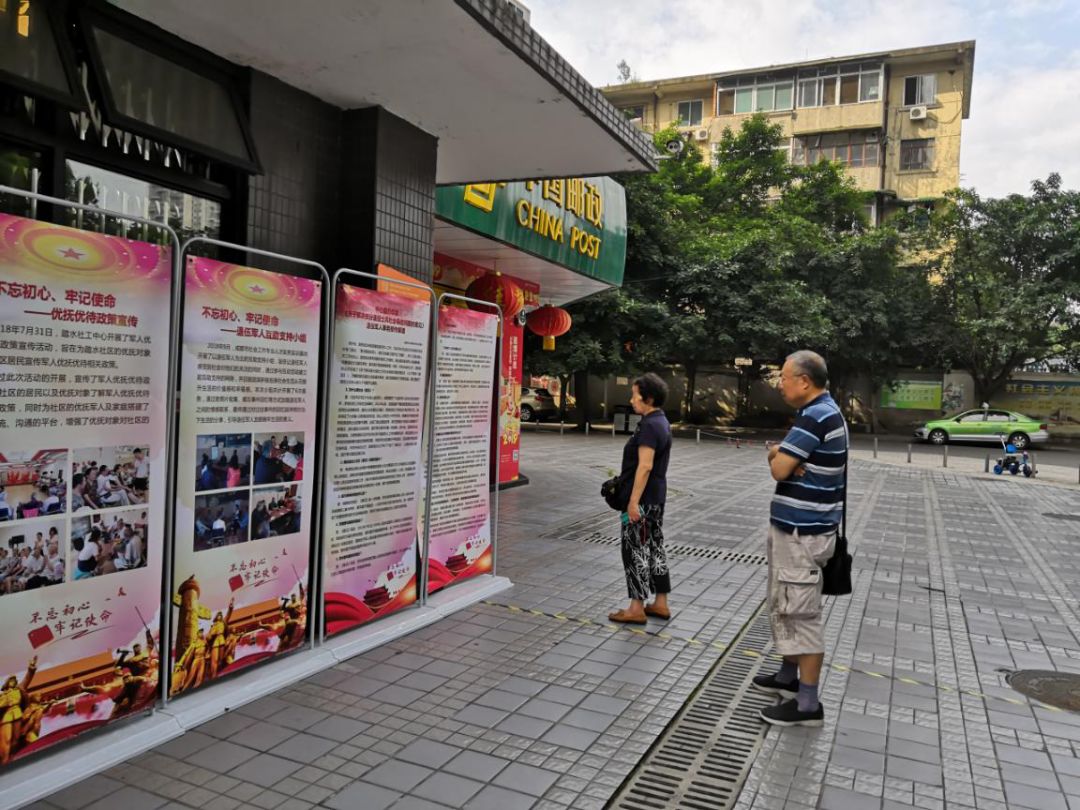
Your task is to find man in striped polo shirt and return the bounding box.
[754,350,847,727]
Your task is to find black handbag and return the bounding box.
[821,461,853,596]
[600,469,633,512]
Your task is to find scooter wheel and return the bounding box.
[1023,466,1033,478]
[993,464,1003,475]
[1009,464,1020,475]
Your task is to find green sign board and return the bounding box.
[435,176,627,287]
[880,380,943,410]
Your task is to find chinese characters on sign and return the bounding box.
[323,284,431,635]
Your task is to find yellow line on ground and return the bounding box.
[481,600,1054,713]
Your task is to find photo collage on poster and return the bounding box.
[192,433,304,552]
[1,448,153,590]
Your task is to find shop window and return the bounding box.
[65,159,222,244]
[0,0,80,105]
[903,74,937,106]
[0,142,42,217]
[676,99,703,126]
[83,11,258,170]
[900,138,935,171]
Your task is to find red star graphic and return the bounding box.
[59,247,84,260]
[249,284,265,294]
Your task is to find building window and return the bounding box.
[903,74,937,106]
[0,0,80,105]
[795,63,881,109]
[900,138,935,170]
[83,10,259,170]
[621,105,645,122]
[798,77,826,108]
[65,159,223,244]
[792,131,881,167]
[716,77,795,116]
[676,99,703,126]
[859,71,881,102]
[0,142,42,218]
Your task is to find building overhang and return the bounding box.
[434,220,612,306]
[434,176,626,306]
[109,0,658,183]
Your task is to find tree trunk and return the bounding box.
[573,370,591,429]
[558,374,571,422]
[684,365,697,423]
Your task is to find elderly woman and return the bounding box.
[608,372,674,625]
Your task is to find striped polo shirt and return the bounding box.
[770,392,848,535]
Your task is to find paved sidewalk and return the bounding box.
[26,433,1080,810]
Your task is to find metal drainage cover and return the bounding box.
[1007,670,1080,712]
[607,608,774,810]
[571,532,767,565]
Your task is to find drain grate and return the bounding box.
[607,608,775,810]
[570,531,768,565]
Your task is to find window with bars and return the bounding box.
[900,138,935,170]
[792,131,881,167]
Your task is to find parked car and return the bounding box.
[520,387,558,422]
[913,409,1049,449]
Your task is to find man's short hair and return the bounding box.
[633,372,669,408]
[786,350,829,389]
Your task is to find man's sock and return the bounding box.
[796,681,819,713]
[777,660,798,685]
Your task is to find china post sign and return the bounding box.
[435,177,627,287]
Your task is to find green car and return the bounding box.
[914,409,1049,449]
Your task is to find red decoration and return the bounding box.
[526,305,572,351]
[465,272,524,321]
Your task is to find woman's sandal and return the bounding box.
[644,604,671,620]
[607,609,647,625]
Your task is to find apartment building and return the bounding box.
[601,41,975,223]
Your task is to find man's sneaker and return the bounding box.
[751,673,798,700]
[759,698,825,727]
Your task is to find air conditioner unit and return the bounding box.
[694,128,709,141]
[909,106,928,121]
[628,117,643,129]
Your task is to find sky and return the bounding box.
[524,0,1080,198]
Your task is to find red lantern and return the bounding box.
[465,272,524,321]
[526,304,572,351]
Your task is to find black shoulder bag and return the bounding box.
[600,469,633,512]
[821,459,853,596]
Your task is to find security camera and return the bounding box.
[516,309,527,327]
[664,138,684,156]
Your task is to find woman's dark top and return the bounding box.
[619,409,672,506]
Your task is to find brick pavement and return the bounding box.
[23,433,1080,810]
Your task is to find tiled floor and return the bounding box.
[25,433,1080,810]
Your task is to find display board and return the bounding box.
[322,283,431,635]
[0,213,171,763]
[880,380,943,410]
[426,305,499,593]
[171,256,321,696]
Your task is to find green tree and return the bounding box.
[917,174,1080,402]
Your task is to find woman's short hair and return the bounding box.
[633,373,668,408]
